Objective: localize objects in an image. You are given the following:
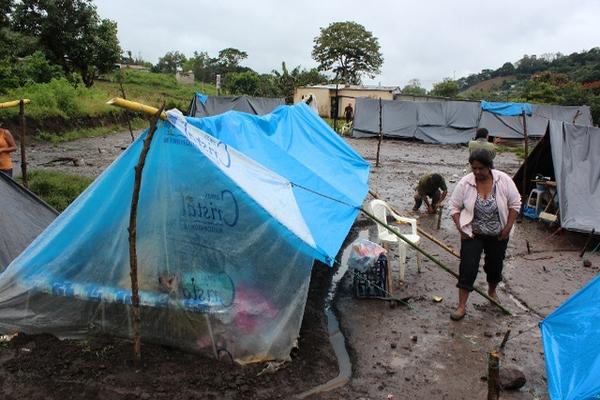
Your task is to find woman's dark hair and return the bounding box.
[475,127,489,139]
[469,148,494,169]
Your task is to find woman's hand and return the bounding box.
[498,227,510,241]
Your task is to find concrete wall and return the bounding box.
[294,87,395,118]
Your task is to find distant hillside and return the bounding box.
[462,75,517,94]
[458,48,600,91]
[455,48,600,124]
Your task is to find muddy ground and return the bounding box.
[4,132,600,399]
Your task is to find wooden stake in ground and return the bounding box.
[580,228,596,258]
[375,97,383,167]
[118,71,136,142]
[128,105,164,366]
[488,350,500,400]
[19,100,28,187]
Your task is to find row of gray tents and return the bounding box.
[352,97,592,144]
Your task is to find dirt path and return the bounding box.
[5,133,600,399]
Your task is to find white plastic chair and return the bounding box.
[369,199,421,283]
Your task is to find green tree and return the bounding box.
[312,21,383,85]
[272,62,328,103]
[155,51,188,74]
[11,0,121,86]
[217,47,248,70]
[223,70,260,95]
[429,78,460,97]
[401,79,427,96]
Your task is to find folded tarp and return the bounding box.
[541,274,600,400]
[0,173,58,272]
[188,92,284,117]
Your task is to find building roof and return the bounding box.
[299,84,401,92]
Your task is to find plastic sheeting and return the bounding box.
[352,98,478,143]
[352,98,593,142]
[0,104,369,363]
[541,274,600,400]
[481,101,532,116]
[0,173,58,271]
[513,120,600,234]
[188,92,284,117]
[549,121,600,233]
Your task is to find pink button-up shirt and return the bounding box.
[448,170,521,238]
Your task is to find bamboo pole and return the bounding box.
[0,99,30,109]
[19,100,28,187]
[107,97,167,120]
[522,110,528,197]
[117,72,136,142]
[361,207,511,315]
[128,105,164,366]
[368,190,461,259]
[375,97,383,167]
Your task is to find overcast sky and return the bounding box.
[94,0,600,88]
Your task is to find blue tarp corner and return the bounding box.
[195,92,208,104]
[540,274,600,400]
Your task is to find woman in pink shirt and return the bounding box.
[448,149,521,321]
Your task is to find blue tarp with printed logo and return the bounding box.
[0,103,369,363]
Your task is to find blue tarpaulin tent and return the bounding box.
[0,103,369,363]
[540,275,600,399]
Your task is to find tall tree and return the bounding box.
[312,21,383,85]
[429,78,460,98]
[11,0,121,86]
[155,51,188,74]
[402,79,427,96]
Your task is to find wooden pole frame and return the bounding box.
[375,97,383,167]
[128,105,164,366]
[19,100,28,187]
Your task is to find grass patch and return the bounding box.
[20,170,93,211]
[496,143,535,160]
[0,70,217,120]
[37,118,147,143]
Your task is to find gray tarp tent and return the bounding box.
[513,121,600,233]
[0,173,58,271]
[352,98,593,143]
[188,93,284,117]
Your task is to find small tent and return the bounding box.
[0,173,58,271]
[188,92,285,117]
[541,275,600,399]
[514,120,600,233]
[0,103,369,363]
